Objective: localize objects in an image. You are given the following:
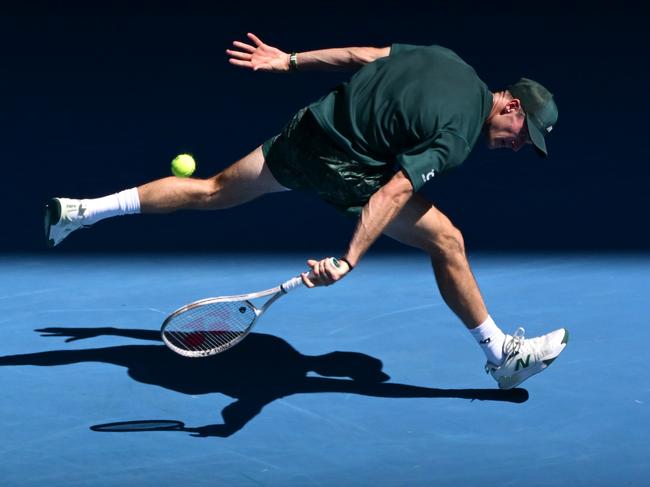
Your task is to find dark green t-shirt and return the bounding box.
[309,44,493,191]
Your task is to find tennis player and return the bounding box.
[45,33,568,389]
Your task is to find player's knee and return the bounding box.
[201,174,225,207]
[429,226,466,262]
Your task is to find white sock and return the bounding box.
[77,188,141,225]
[469,315,506,365]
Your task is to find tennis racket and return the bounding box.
[161,259,338,358]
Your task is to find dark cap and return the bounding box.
[508,78,558,158]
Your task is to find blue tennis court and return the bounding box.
[1,253,648,485]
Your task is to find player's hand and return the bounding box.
[36,327,113,342]
[226,33,290,72]
[302,257,352,288]
[186,424,231,438]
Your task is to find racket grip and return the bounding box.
[280,276,305,293]
[281,258,338,293]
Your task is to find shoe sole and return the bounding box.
[499,328,569,390]
[44,198,62,248]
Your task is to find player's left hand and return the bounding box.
[36,327,112,342]
[302,257,352,288]
[226,32,290,72]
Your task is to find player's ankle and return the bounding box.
[81,188,141,225]
[469,315,506,364]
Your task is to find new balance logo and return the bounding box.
[479,338,491,344]
[420,169,436,184]
[515,354,531,371]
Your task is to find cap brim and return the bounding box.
[526,118,548,158]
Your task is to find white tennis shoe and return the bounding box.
[486,327,569,389]
[45,197,91,247]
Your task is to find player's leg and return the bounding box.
[384,194,568,389]
[45,145,286,247]
[138,145,287,213]
[384,194,487,329]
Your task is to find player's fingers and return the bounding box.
[226,49,252,60]
[308,259,325,286]
[318,259,335,285]
[229,59,254,69]
[301,272,316,288]
[233,40,256,52]
[247,32,264,46]
[311,260,323,283]
[324,258,339,280]
[305,260,319,285]
[317,259,327,277]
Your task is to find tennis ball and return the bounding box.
[171,154,196,177]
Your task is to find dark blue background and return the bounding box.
[3,1,648,253]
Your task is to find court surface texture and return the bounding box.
[1,253,648,486]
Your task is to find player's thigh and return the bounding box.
[383,194,461,254]
[211,145,289,197]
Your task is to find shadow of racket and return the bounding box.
[91,420,188,433]
[90,419,224,437]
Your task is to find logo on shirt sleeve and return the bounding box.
[421,169,437,184]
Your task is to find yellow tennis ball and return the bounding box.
[171,154,196,177]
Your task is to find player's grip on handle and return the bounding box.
[281,258,342,293]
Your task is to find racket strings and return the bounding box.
[163,300,256,354]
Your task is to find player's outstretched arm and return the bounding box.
[36,327,160,342]
[226,32,390,72]
[303,170,414,287]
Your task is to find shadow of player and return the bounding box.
[0,326,528,437]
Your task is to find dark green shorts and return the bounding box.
[262,108,393,216]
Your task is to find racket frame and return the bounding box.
[161,276,303,358]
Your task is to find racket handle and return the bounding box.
[281,258,339,293]
[280,276,305,293]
